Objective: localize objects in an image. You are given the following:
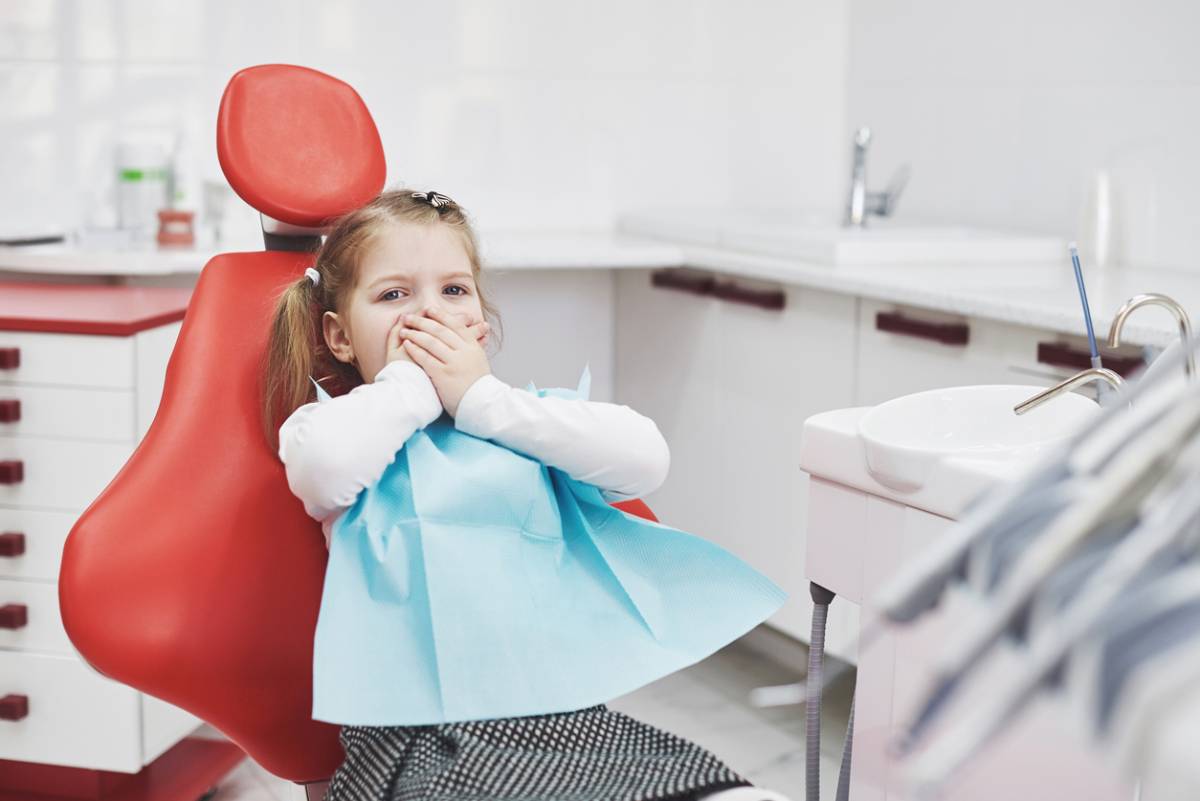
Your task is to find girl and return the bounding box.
[262,189,792,801]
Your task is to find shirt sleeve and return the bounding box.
[277,360,444,523]
[451,373,670,502]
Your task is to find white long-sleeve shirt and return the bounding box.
[277,360,671,548]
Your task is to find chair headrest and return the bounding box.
[216,64,386,229]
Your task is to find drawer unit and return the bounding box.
[0,577,70,654]
[0,385,137,442]
[0,331,135,390]
[0,437,134,511]
[0,507,78,582]
[0,649,142,772]
[0,288,198,773]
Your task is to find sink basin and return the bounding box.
[618,209,1065,265]
[858,385,1100,491]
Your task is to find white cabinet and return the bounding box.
[615,268,858,642]
[615,277,1149,651]
[0,322,202,773]
[615,269,723,539]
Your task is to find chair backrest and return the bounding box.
[58,63,660,783]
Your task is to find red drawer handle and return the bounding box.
[0,603,27,629]
[1036,342,1144,378]
[711,279,785,311]
[876,311,969,346]
[650,268,715,296]
[0,348,18,370]
[0,461,22,484]
[0,399,19,423]
[0,694,29,721]
[0,532,23,557]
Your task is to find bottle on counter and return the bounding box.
[116,137,170,242]
[158,128,197,247]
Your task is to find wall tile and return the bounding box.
[0,0,60,60]
[5,0,847,236]
[848,0,1200,271]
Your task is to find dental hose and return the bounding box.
[807,581,858,801]
[835,695,856,801]
[807,583,833,801]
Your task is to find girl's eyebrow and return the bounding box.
[369,271,473,288]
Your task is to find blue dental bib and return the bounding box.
[311,365,787,725]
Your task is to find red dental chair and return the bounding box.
[57,63,660,801]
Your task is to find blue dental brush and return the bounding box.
[1068,241,1103,371]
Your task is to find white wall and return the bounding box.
[847,0,1200,271]
[1,0,847,241]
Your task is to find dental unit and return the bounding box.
[799,282,1200,799]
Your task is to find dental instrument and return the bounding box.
[1081,570,1200,736]
[893,387,1200,756]
[902,436,1200,795]
[1070,242,1102,370]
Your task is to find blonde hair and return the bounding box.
[260,188,503,453]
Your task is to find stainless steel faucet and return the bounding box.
[1107,293,1195,379]
[844,126,910,227]
[1013,367,1125,415]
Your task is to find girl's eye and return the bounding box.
[381,285,468,301]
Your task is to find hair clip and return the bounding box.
[411,190,455,209]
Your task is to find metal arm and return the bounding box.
[1014,367,1125,416]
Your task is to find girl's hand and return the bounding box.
[385,316,419,366]
[386,313,489,368]
[399,308,492,417]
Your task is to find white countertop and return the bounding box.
[2,220,1195,347]
[673,241,1190,348]
[616,212,1195,349]
[0,228,684,276]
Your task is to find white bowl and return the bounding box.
[857,385,1100,491]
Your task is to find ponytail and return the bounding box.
[260,275,322,454]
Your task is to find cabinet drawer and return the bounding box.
[0,649,141,771]
[0,385,135,442]
[0,577,69,654]
[0,437,132,511]
[0,507,76,581]
[0,331,135,390]
[857,300,1067,406]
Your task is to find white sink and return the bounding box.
[857,385,1099,491]
[619,209,1065,265]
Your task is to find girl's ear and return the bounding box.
[321,310,355,365]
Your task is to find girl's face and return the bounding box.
[322,221,485,383]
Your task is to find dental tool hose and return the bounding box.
[807,582,856,801]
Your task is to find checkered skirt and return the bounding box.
[322,703,755,801]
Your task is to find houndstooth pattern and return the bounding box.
[322,703,755,801]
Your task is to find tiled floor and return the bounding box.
[194,625,856,801]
